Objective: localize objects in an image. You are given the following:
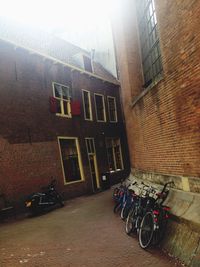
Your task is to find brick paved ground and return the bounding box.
[0,190,182,267]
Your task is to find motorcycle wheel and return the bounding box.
[28,197,42,216]
[56,195,64,207]
[29,205,42,216]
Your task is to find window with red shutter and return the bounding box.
[52,82,72,117]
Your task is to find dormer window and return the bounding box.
[83,55,93,72]
[71,52,93,73]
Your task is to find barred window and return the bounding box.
[58,137,84,184]
[136,0,163,87]
[106,138,123,172]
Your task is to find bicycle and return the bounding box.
[113,179,136,216]
[112,179,126,203]
[125,182,157,235]
[120,182,137,220]
[138,181,174,249]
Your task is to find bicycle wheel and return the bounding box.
[120,202,130,220]
[139,212,154,249]
[113,202,121,214]
[125,206,137,235]
[152,213,168,246]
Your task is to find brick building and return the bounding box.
[0,19,130,207]
[113,0,200,265]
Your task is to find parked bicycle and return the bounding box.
[112,179,174,249]
[113,179,136,218]
[120,184,137,220]
[112,179,126,203]
[138,181,174,249]
[125,182,157,235]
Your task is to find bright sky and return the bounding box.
[0,0,120,74]
[0,0,117,34]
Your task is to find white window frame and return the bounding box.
[85,137,96,154]
[82,89,93,121]
[106,137,124,172]
[94,93,106,122]
[57,136,85,185]
[52,82,71,118]
[107,96,118,123]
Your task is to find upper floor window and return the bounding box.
[94,94,106,122]
[82,90,92,121]
[136,0,163,87]
[53,82,72,117]
[107,96,117,122]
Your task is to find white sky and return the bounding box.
[0,0,116,45]
[0,0,119,74]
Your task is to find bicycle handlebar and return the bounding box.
[160,181,174,194]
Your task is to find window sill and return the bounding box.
[56,113,72,118]
[131,75,164,108]
[96,120,107,123]
[64,179,85,186]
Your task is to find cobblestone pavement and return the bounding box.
[0,190,182,267]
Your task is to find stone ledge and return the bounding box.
[128,170,200,266]
[129,171,200,227]
[163,219,200,267]
[131,168,200,194]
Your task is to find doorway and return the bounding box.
[85,138,100,192]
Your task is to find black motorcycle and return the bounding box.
[25,179,64,215]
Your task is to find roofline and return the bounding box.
[0,37,120,86]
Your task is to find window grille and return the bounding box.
[136,0,163,87]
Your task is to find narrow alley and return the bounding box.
[0,190,182,267]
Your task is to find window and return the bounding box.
[83,55,93,73]
[136,0,163,87]
[58,137,84,184]
[107,96,117,122]
[94,94,106,122]
[82,90,92,120]
[106,138,123,172]
[85,138,95,154]
[53,82,72,117]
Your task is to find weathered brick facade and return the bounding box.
[113,1,200,265]
[113,0,200,188]
[0,39,130,206]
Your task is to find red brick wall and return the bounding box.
[0,40,130,205]
[114,0,200,177]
